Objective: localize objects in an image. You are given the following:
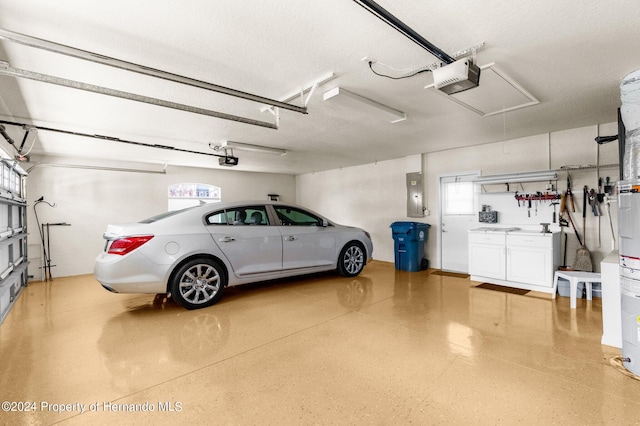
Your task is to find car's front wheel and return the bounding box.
[170,258,226,310]
[337,242,365,277]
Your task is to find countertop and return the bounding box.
[469,227,560,235]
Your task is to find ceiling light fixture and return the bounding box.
[210,140,287,156]
[323,87,406,123]
[352,0,455,64]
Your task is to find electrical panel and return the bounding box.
[406,172,424,218]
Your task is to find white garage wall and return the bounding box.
[296,155,423,263]
[25,120,621,280]
[296,122,620,272]
[425,122,620,271]
[26,155,296,279]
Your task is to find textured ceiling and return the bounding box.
[0,0,638,174]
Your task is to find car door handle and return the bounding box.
[219,236,235,242]
[284,236,296,241]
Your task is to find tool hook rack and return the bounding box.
[514,192,561,204]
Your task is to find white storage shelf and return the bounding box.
[469,229,561,293]
[0,160,27,324]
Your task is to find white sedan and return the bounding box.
[94,200,373,309]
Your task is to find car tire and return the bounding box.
[337,242,365,277]
[170,258,226,310]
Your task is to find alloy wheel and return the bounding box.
[343,245,364,275]
[178,263,221,304]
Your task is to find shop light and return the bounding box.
[212,140,287,156]
[473,170,557,185]
[323,87,406,123]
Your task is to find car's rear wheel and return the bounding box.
[171,258,225,310]
[337,242,365,277]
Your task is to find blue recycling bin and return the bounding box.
[390,221,430,272]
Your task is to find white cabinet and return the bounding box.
[469,230,560,293]
[506,235,555,288]
[469,233,505,280]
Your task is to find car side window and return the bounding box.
[206,206,268,226]
[206,210,231,225]
[274,206,322,226]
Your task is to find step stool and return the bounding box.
[552,271,602,309]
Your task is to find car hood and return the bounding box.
[333,223,364,232]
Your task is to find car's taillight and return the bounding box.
[107,236,154,255]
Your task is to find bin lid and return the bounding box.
[390,221,431,228]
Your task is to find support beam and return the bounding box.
[0,28,307,114]
[0,119,228,159]
[0,62,278,129]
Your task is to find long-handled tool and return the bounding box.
[597,178,605,247]
[563,233,568,268]
[606,196,616,251]
[562,201,582,245]
[588,187,600,248]
[566,174,576,212]
[573,186,593,271]
[559,189,583,269]
[588,188,599,216]
[560,190,582,244]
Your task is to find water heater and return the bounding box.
[618,180,640,376]
[619,68,640,376]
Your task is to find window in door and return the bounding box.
[443,179,474,215]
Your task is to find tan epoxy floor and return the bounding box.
[1,260,639,425]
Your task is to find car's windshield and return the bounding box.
[139,206,199,224]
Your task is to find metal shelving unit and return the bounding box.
[0,159,28,324]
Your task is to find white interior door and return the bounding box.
[440,173,479,273]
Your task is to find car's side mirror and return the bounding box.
[321,219,329,227]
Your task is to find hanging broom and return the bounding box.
[573,186,593,272]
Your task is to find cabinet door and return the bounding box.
[469,243,505,280]
[506,246,553,287]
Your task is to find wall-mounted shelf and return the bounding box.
[474,164,620,194]
[474,170,557,193]
[0,160,28,324]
